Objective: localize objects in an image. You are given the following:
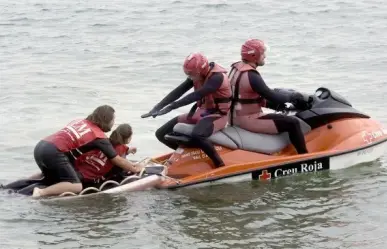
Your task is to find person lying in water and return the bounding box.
[74,123,138,189]
[32,105,145,198]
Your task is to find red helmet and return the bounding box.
[241,39,266,63]
[183,52,210,78]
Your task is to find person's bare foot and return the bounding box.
[32,187,43,198]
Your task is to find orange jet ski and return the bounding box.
[149,87,387,189]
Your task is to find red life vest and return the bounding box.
[44,119,106,153]
[192,63,232,115]
[74,144,129,182]
[229,61,266,120]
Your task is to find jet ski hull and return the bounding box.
[150,87,387,189]
[154,137,387,189]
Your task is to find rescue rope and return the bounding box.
[54,164,174,198]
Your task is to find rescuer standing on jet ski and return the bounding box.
[229,39,310,154]
[141,52,232,168]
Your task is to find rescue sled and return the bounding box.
[1,162,167,200]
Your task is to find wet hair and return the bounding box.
[109,123,133,146]
[86,105,115,132]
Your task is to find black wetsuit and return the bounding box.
[153,69,226,167]
[244,70,308,154]
[34,138,118,185]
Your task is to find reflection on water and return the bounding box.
[160,160,385,249]
[0,160,386,248]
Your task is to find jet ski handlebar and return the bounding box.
[273,88,314,112]
[273,86,356,116]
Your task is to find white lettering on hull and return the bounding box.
[362,129,385,144]
[180,146,223,160]
[274,161,324,177]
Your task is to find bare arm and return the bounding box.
[110,156,143,174]
[84,139,145,174]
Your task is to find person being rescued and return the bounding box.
[74,123,138,189]
[32,105,145,198]
[228,39,310,154]
[141,52,232,168]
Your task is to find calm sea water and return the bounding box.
[1,0,387,248]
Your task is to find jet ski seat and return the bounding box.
[172,116,312,155]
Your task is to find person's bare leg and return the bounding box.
[27,172,44,180]
[32,182,82,197]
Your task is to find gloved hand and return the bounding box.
[141,109,159,118]
[289,92,310,110]
[265,100,286,112]
[275,103,287,112]
[156,102,178,116]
